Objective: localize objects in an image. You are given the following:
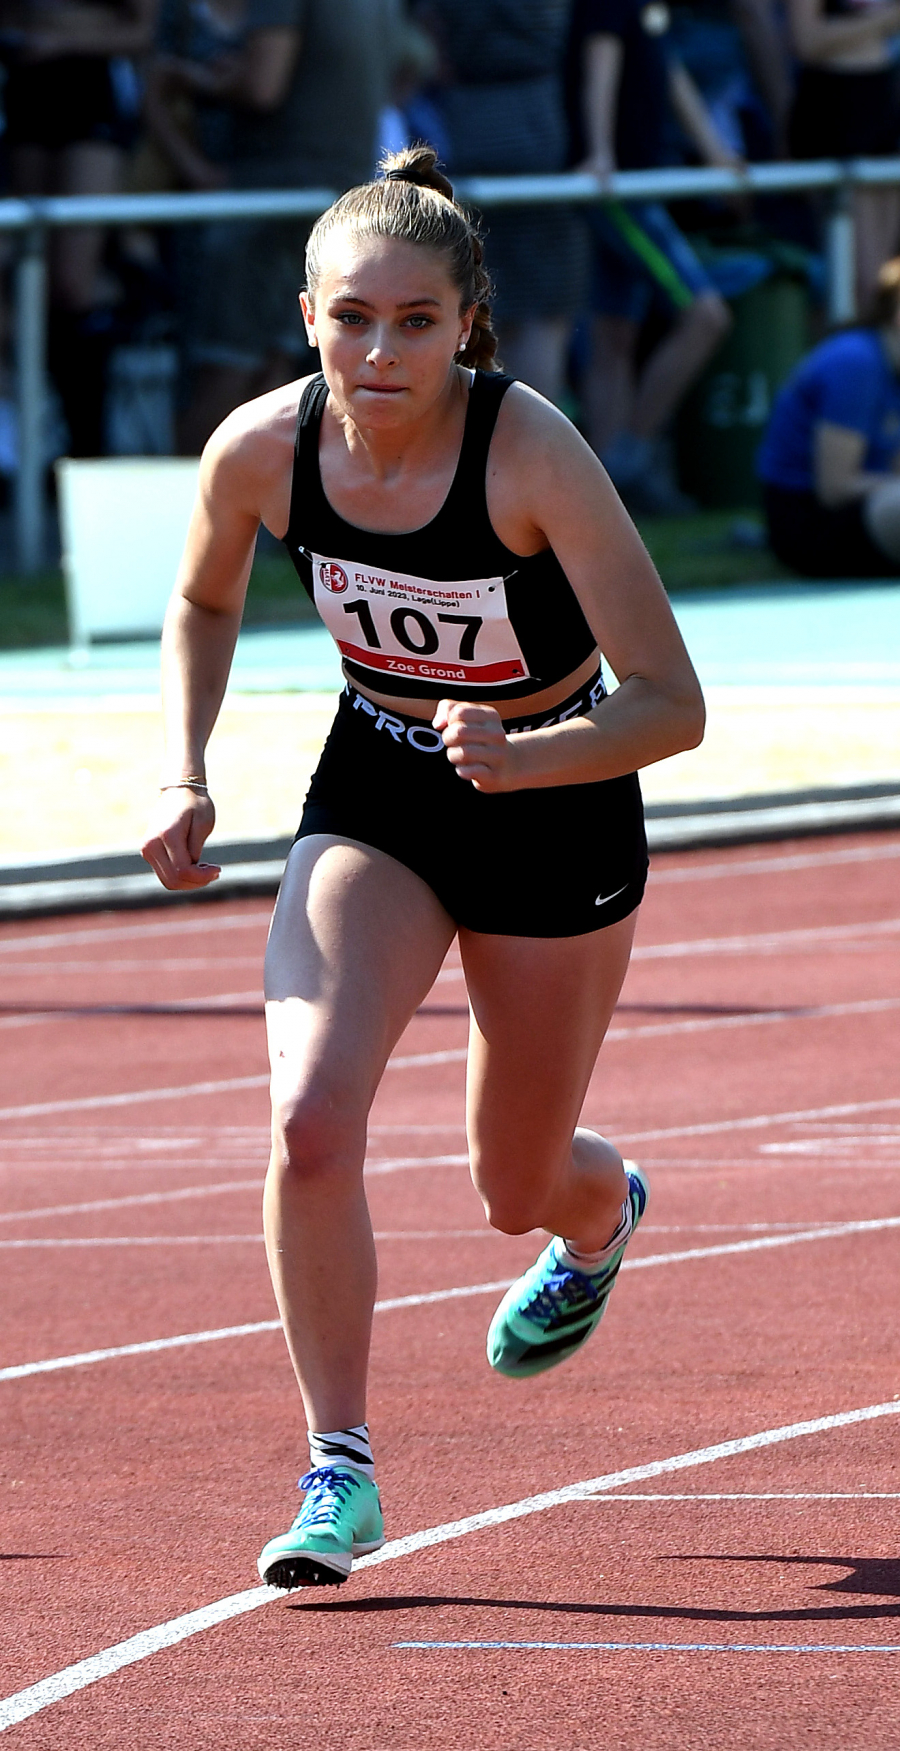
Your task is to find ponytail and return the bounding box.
[305,143,500,372]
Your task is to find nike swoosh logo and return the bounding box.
[594,884,628,908]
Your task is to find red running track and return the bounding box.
[1,830,900,1748]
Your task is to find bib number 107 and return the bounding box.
[343,599,483,661]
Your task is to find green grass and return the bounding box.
[0,548,317,651]
[0,511,794,651]
[242,552,317,624]
[0,567,68,649]
[635,510,794,593]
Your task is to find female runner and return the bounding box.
[142,145,705,1589]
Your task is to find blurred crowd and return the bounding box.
[2,0,900,518]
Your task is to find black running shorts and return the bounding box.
[294,671,648,938]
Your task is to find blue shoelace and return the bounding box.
[526,1263,605,1325]
[297,1463,360,1505]
[295,1465,362,1522]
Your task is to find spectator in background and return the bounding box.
[173,0,402,451]
[758,255,900,575]
[671,0,793,160]
[787,0,900,308]
[422,0,587,405]
[566,0,737,513]
[730,0,793,156]
[0,0,158,455]
[142,0,248,193]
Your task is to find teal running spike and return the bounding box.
[257,1466,384,1588]
[486,1163,649,1379]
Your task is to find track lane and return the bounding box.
[1,831,899,1746]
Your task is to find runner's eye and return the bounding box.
[334,311,367,325]
[403,314,435,329]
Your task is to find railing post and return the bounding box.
[825,178,855,324]
[14,221,48,575]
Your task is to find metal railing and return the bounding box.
[3,154,896,572]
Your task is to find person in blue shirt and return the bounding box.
[758,257,900,576]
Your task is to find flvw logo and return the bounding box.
[319,561,349,593]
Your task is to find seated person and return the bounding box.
[758,258,900,577]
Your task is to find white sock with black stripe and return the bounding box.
[308,1424,375,1479]
[559,1197,633,1276]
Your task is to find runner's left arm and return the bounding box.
[436,390,705,793]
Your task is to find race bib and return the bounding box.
[310,551,531,688]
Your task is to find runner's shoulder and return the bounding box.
[198,375,315,508]
[493,378,604,484]
[490,378,613,522]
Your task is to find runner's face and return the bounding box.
[301,234,475,422]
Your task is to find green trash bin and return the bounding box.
[677,272,811,509]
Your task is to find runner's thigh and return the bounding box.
[459,912,637,1201]
[266,835,455,1117]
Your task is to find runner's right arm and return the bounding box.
[141,414,274,890]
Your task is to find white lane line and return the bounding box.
[369,1123,466,1133]
[10,1216,898,1255]
[0,1159,266,1176]
[365,1153,468,1174]
[604,996,900,1044]
[0,1127,310,1140]
[0,1152,462,1179]
[0,1182,263,1224]
[4,993,898,1123]
[5,958,262,974]
[0,1281,514,1382]
[625,1214,900,1271]
[5,1212,899,1373]
[0,1075,270,1122]
[3,1397,899,1731]
[0,1231,495,1248]
[372,1230,491,1240]
[0,990,262,1023]
[650,841,900,884]
[580,1492,900,1500]
[629,1221,859,1232]
[395,1640,900,1654]
[0,1319,282,1380]
[7,922,898,1009]
[0,914,266,955]
[6,914,898,975]
[632,918,900,960]
[0,1236,267,1248]
[0,1060,468,1120]
[612,1095,900,1146]
[0,1158,468,1223]
[0,1588,275,1730]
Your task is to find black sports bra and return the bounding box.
[283,369,599,702]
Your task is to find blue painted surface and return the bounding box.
[672,583,900,687]
[1,582,898,698]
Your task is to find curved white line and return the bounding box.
[3,1398,899,1730]
[5,1215,900,1381]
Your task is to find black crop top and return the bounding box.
[282,370,599,702]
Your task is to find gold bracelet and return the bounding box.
[159,779,209,794]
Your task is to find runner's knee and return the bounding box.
[270,1080,365,1181]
